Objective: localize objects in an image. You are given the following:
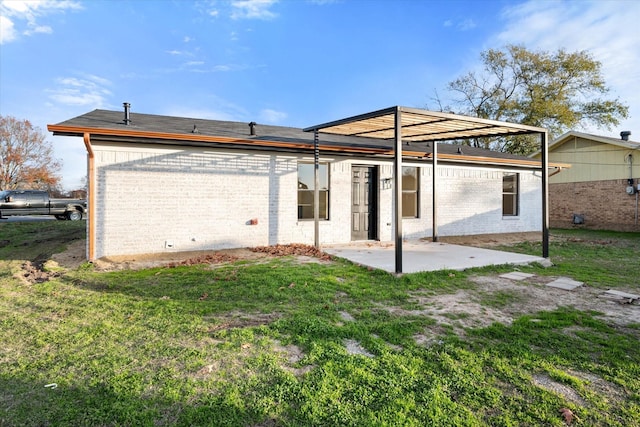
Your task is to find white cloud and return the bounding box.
[231,0,278,20]
[442,17,476,31]
[179,63,238,73]
[184,60,205,67]
[0,15,16,42]
[0,0,82,44]
[493,0,640,137]
[211,64,232,72]
[165,103,249,122]
[259,108,287,124]
[458,19,476,31]
[46,74,112,107]
[25,24,52,35]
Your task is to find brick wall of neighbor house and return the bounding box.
[549,179,640,231]
[91,143,543,258]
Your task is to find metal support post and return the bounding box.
[432,141,438,242]
[541,131,549,258]
[394,107,403,274]
[314,130,320,249]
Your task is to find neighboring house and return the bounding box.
[533,131,640,231]
[49,105,554,262]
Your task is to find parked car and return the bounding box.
[0,190,87,220]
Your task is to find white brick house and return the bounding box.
[49,106,552,262]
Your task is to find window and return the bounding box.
[502,173,519,216]
[402,166,419,218]
[298,162,329,220]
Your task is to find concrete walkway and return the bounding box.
[323,240,548,274]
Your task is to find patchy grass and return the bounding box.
[475,289,526,308]
[489,228,640,289]
[1,222,639,426]
[0,220,85,261]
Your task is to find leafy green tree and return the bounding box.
[0,115,62,190]
[444,45,629,154]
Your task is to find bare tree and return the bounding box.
[0,115,62,190]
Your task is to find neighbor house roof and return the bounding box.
[48,107,563,170]
[532,130,640,156]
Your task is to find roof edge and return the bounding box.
[48,123,567,169]
[530,130,640,157]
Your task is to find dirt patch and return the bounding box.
[531,369,626,413]
[24,241,335,281]
[344,339,374,357]
[426,232,542,247]
[164,252,240,267]
[50,239,87,269]
[386,274,640,343]
[15,260,62,284]
[208,311,282,332]
[272,339,313,376]
[532,373,587,406]
[436,231,630,249]
[85,244,334,271]
[251,243,333,260]
[91,248,263,271]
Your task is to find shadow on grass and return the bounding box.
[63,258,475,316]
[0,374,271,427]
[0,221,86,262]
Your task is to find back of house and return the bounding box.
[49,105,552,260]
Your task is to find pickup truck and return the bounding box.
[0,190,87,221]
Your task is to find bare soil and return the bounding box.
[48,241,332,272]
[385,274,640,334]
[432,231,543,247]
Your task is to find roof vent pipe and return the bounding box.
[249,121,256,136]
[621,130,631,141]
[123,102,131,125]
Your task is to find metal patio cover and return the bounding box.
[303,106,546,142]
[303,106,550,274]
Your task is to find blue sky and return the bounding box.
[1,0,639,190]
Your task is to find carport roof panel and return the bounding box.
[303,106,547,142]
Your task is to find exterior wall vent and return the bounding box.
[123,102,131,125]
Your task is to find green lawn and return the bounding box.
[1,221,639,426]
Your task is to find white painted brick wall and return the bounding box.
[91,143,542,258]
[402,165,541,239]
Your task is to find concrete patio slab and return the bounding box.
[601,289,639,302]
[545,277,583,291]
[323,241,547,274]
[500,272,537,281]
